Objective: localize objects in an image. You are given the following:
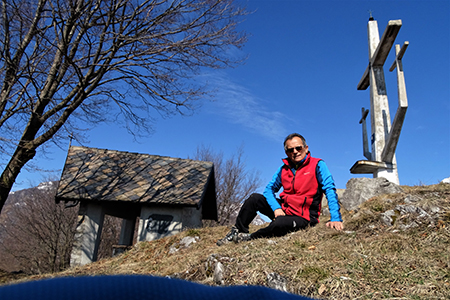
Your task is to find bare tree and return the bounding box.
[0,182,140,273]
[0,0,248,214]
[191,145,261,226]
[0,182,77,274]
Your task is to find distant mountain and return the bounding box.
[2,182,56,221]
[0,181,61,273]
[3,181,59,217]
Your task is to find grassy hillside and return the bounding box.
[2,184,450,299]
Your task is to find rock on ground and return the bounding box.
[340,177,403,211]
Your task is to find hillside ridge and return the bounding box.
[2,183,450,299]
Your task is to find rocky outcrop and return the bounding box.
[379,194,443,230]
[169,236,200,254]
[205,254,235,285]
[267,272,288,292]
[344,182,449,233]
[340,177,404,211]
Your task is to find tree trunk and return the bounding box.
[0,145,36,213]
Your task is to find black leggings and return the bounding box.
[235,193,316,239]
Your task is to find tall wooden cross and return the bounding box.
[350,18,409,185]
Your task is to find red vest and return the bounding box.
[279,154,323,222]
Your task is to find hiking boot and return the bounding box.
[216,226,239,246]
[234,232,252,243]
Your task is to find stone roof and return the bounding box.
[56,146,216,213]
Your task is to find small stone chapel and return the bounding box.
[55,146,217,266]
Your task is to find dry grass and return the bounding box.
[2,184,450,299]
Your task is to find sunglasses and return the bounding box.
[286,146,304,153]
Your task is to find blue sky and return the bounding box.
[12,0,450,192]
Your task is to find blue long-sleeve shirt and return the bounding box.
[263,158,342,222]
